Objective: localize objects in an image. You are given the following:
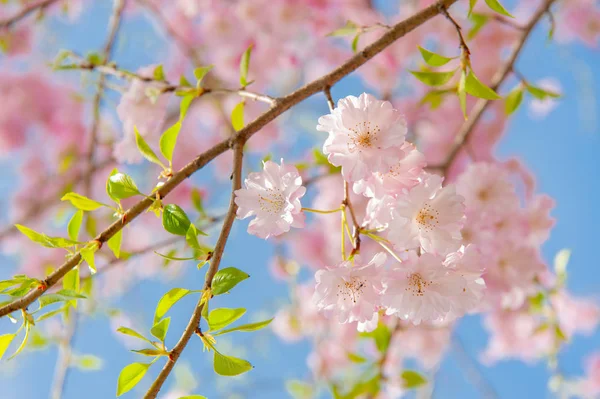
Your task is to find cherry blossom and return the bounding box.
[317,93,407,182]
[235,160,306,239]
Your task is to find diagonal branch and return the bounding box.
[0,0,60,29]
[0,0,460,319]
[143,140,245,399]
[441,0,557,170]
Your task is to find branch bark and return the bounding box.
[0,0,60,29]
[0,0,459,318]
[143,140,245,399]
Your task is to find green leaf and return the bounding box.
[327,20,359,37]
[360,322,391,353]
[231,101,245,131]
[191,189,205,215]
[401,370,427,389]
[211,267,249,295]
[420,90,449,110]
[208,308,246,331]
[555,324,568,342]
[61,192,106,211]
[108,229,123,259]
[554,249,571,276]
[468,13,489,39]
[74,354,103,370]
[131,348,166,357]
[347,352,367,363]
[154,288,191,324]
[0,334,16,360]
[117,362,151,396]
[526,84,561,100]
[153,64,165,81]
[213,351,253,376]
[484,0,514,18]
[351,34,360,52]
[286,380,313,399]
[36,307,66,322]
[134,127,165,168]
[529,292,546,313]
[63,267,79,295]
[185,225,201,251]
[162,204,192,236]
[194,66,213,88]
[80,243,98,274]
[465,72,501,100]
[38,294,68,309]
[15,225,78,249]
[239,45,253,87]
[55,289,86,299]
[410,69,456,87]
[107,171,141,201]
[213,318,273,336]
[9,322,31,360]
[67,210,83,241]
[505,85,524,115]
[418,47,456,67]
[150,317,170,342]
[116,327,154,345]
[159,95,195,163]
[154,252,196,262]
[469,0,478,15]
[458,70,467,119]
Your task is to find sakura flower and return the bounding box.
[317,93,407,182]
[387,174,465,255]
[235,160,306,239]
[353,142,426,198]
[313,253,386,330]
[381,251,484,325]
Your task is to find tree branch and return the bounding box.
[441,0,557,170]
[0,0,60,30]
[0,0,460,319]
[143,140,245,399]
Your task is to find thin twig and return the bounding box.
[0,0,461,319]
[342,181,361,256]
[452,334,499,399]
[143,140,245,399]
[441,0,557,171]
[49,313,78,399]
[323,86,335,111]
[0,0,60,29]
[438,4,470,59]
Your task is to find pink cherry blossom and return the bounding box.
[381,251,484,325]
[387,174,465,255]
[317,93,407,182]
[235,160,306,239]
[313,253,386,330]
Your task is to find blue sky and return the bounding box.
[0,1,599,398]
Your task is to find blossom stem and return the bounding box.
[301,207,342,214]
[341,210,347,261]
[375,240,404,263]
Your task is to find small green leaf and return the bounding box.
[194,66,213,88]
[554,249,571,276]
[465,72,501,100]
[555,325,568,342]
[80,243,98,274]
[0,334,16,360]
[116,327,154,345]
[469,0,478,15]
[211,267,249,295]
[63,268,79,294]
[15,225,78,248]
[418,47,456,67]
[153,65,165,81]
[159,95,195,163]
[208,308,246,331]
[410,69,456,86]
[108,229,123,259]
[351,34,360,52]
[61,192,106,211]
[213,351,253,376]
[38,294,68,309]
[347,352,367,363]
[191,189,205,215]
[526,85,561,100]
[134,127,165,168]
[468,13,489,39]
[107,171,141,201]
[401,370,427,389]
[117,362,151,396]
[231,101,245,131]
[131,348,166,357]
[67,210,83,241]
[154,252,196,262]
[74,354,103,370]
[213,318,273,336]
[505,85,524,115]
[150,317,170,342]
[458,70,467,119]
[286,380,313,399]
[327,20,359,37]
[360,322,391,353]
[154,288,191,324]
[162,204,192,236]
[484,0,514,18]
[239,45,253,87]
[9,322,31,360]
[55,289,86,299]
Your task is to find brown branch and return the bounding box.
[0,0,460,319]
[441,0,557,171]
[342,181,361,256]
[143,140,245,399]
[438,4,470,60]
[0,0,60,29]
